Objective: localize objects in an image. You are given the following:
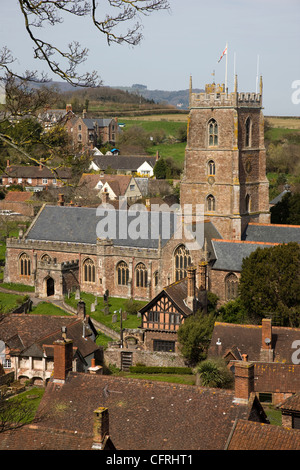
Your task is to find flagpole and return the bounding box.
[255,54,260,94]
[225,42,228,92]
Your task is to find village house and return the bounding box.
[89,153,158,176]
[1,162,72,190]
[0,191,35,217]
[37,104,76,131]
[65,115,119,150]
[208,318,300,405]
[0,303,101,386]
[0,333,276,450]
[78,173,143,203]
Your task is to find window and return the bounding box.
[225,273,239,301]
[174,245,191,282]
[130,184,135,191]
[117,261,129,286]
[245,117,251,147]
[83,258,95,283]
[4,358,11,368]
[27,178,32,184]
[208,119,218,146]
[136,263,147,288]
[148,310,159,322]
[245,194,251,213]
[52,178,57,185]
[19,253,31,277]
[78,124,82,131]
[42,178,48,184]
[153,340,175,352]
[153,271,159,287]
[206,194,216,211]
[41,254,51,263]
[208,160,215,175]
[18,178,22,184]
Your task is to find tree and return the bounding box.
[271,192,300,225]
[153,158,168,179]
[239,242,300,327]
[177,310,215,366]
[1,1,170,87]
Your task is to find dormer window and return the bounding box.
[208,119,218,146]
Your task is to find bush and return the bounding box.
[197,358,233,389]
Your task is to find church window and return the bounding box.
[174,245,191,282]
[135,263,148,288]
[245,117,251,147]
[206,194,216,211]
[154,271,159,287]
[208,160,215,175]
[117,261,129,286]
[225,273,239,301]
[83,258,95,283]
[19,253,31,277]
[208,119,218,146]
[245,194,251,213]
[41,254,51,263]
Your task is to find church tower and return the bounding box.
[180,76,270,240]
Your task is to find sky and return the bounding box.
[1,0,300,116]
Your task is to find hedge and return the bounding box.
[129,366,193,375]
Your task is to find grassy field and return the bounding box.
[64,291,146,333]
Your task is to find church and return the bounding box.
[4,77,300,308]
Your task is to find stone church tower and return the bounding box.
[180,76,270,240]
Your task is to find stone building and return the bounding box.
[4,76,300,308]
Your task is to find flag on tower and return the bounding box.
[218,45,228,63]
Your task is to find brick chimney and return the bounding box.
[186,266,197,313]
[66,103,72,113]
[89,358,103,375]
[92,407,110,450]
[260,318,274,362]
[234,360,255,403]
[53,328,73,383]
[101,189,109,204]
[58,194,65,206]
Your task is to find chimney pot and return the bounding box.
[53,338,73,382]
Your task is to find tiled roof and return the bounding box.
[79,173,133,196]
[3,165,72,179]
[30,372,255,450]
[242,222,300,244]
[4,191,33,202]
[0,313,99,359]
[226,419,300,450]
[280,393,300,412]
[208,321,300,363]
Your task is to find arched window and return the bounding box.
[19,253,31,277]
[117,261,129,286]
[41,254,51,263]
[153,271,159,287]
[208,160,215,176]
[208,119,218,146]
[225,273,239,301]
[245,117,251,147]
[135,263,148,288]
[83,258,95,283]
[174,245,191,282]
[206,194,216,211]
[245,194,251,213]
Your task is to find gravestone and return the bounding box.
[112,314,118,323]
[75,289,80,300]
[91,303,95,312]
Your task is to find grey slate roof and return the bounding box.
[211,239,277,272]
[269,189,290,205]
[92,154,157,171]
[26,205,178,249]
[82,118,113,129]
[242,223,300,244]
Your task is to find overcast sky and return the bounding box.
[1,0,300,116]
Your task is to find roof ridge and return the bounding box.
[212,238,279,246]
[248,222,300,229]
